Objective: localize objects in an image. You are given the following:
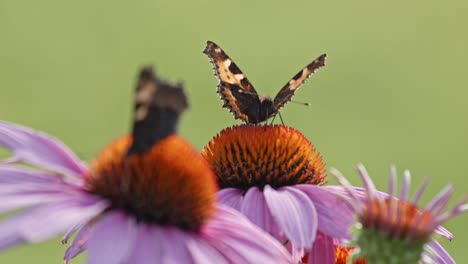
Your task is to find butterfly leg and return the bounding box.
[269,115,277,125]
[278,111,285,125]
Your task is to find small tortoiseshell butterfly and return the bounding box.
[127,66,188,155]
[203,40,326,124]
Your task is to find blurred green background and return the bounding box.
[1,0,467,263]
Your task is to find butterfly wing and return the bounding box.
[203,41,261,123]
[273,54,327,111]
[127,66,188,155]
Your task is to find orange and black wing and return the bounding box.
[203,41,261,123]
[273,54,326,111]
[127,66,188,155]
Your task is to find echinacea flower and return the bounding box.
[332,164,468,264]
[202,124,354,262]
[0,67,292,263]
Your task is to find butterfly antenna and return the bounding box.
[290,100,311,106]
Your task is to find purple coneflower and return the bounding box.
[0,67,292,263]
[202,125,354,262]
[332,164,467,264]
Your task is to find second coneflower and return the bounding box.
[333,164,468,264]
[0,67,292,263]
[202,124,354,262]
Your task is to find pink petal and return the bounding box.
[186,235,229,264]
[203,205,292,264]
[435,226,453,240]
[423,240,455,264]
[0,193,65,214]
[22,196,107,242]
[0,230,24,250]
[125,224,164,264]
[297,185,354,240]
[153,227,193,263]
[0,167,83,213]
[158,227,227,264]
[217,188,244,211]
[307,232,335,264]
[86,211,137,264]
[127,225,194,264]
[62,222,83,244]
[131,225,227,264]
[0,195,107,250]
[0,121,87,177]
[64,223,94,263]
[240,187,282,240]
[263,185,317,249]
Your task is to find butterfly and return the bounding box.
[203,40,326,124]
[127,66,188,155]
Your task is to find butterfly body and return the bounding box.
[204,40,327,124]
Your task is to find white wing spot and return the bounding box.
[223,59,231,68]
[238,89,244,93]
[215,47,221,53]
[235,74,244,80]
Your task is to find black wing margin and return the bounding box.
[273,54,326,111]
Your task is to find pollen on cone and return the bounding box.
[86,134,217,231]
[202,124,326,190]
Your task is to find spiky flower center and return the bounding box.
[361,197,434,241]
[202,125,326,190]
[85,135,217,231]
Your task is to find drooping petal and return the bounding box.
[0,228,24,250]
[296,185,354,240]
[435,226,453,240]
[217,188,244,211]
[0,196,107,250]
[64,223,94,263]
[62,222,83,245]
[86,211,137,264]
[0,121,87,177]
[423,240,455,264]
[203,206,292,264]
[22,196,107,242]
[264,185,317,249]
[0,192,64,214]
[0,167,83,213]
[307,232,335,264]
[240,187,282,240]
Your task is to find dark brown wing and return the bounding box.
[127,66,188,155]
[273,54,326,111]
[203,40,261,123]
